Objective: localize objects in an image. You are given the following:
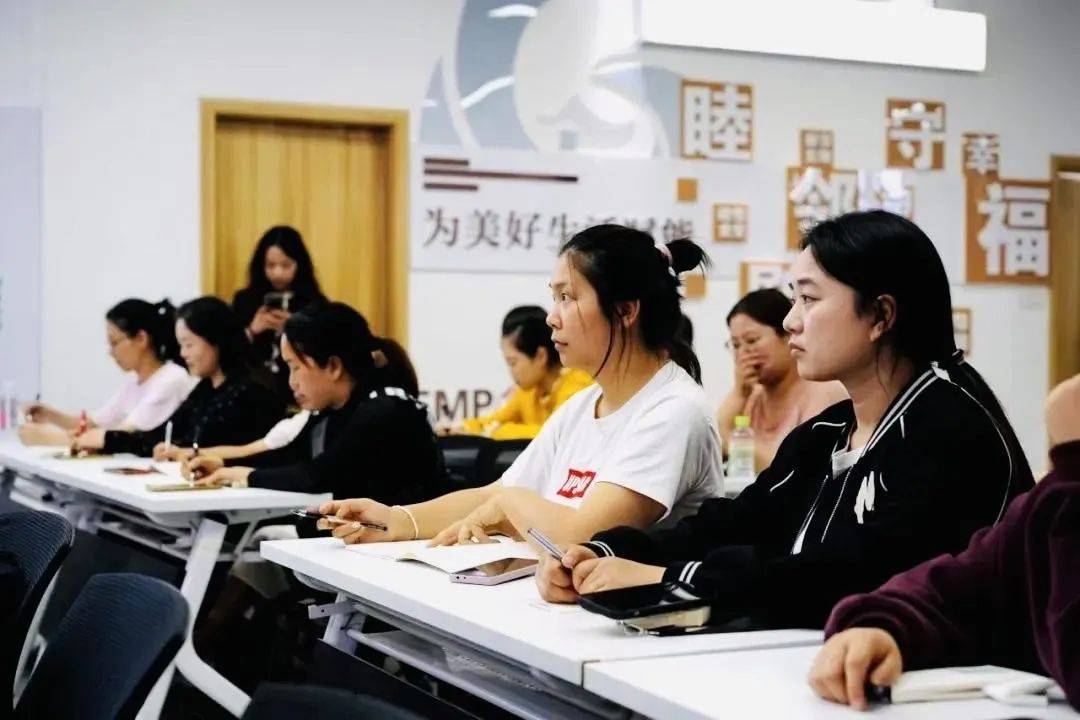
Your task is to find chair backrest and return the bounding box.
[14,573,188,720]
[243,683,427,720]
[0,511,75,712]
[478,439,531,485]
[436,435,494,489]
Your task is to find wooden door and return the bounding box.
[202,101,409,342]
[1050,159,1080,387]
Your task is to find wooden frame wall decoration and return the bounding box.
[952,307,973,357]
[800,129,834,168]
[712,203,749,242]
[963,132,1052,286]
[738,259,792,298]
[885,98,946,170]
[680,79,754,162]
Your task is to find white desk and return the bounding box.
[261,537,822,719]
[0,438,329,719]
[585,645,1080,720]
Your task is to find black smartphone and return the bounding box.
[263,291,293,311]
[578,581,712,620]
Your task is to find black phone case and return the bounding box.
[577,581,712,620]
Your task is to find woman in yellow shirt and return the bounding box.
[459,306,592,440]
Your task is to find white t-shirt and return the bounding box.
[500,362,723,527]
[91,362,194,431]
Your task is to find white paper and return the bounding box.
[891,665,1052,704]
[346,538,537,574]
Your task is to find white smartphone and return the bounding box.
[449,558,540,586]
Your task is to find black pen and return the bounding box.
[647,624,729,637]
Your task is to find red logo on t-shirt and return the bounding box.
[558,469,596,499]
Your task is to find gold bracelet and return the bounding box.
[392,505,419,540]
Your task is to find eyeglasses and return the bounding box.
[724,336,766,353]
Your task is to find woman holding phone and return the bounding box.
[233,225,327,401]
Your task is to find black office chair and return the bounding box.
[0,511,75,717]
[479,439,531,485]
[14,573,188,720]
[242,683,427,720]
[437,435,495,489]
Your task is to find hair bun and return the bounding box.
[665,238,711,276]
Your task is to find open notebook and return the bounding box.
[890,665,1063,706]
[346,538,537,574]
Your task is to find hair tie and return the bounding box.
[656,241,673,267]
[371,349,388,368]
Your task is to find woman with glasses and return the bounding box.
[716,288,846,472]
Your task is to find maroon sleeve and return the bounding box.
[825,490,1026,670]
[1029,441,1080,709]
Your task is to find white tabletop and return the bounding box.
[261,537,822,685]
[0,438,328,516]
[584,645,1080,720]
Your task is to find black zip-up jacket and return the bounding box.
[244,387,450,505]
[585,365,1034,628]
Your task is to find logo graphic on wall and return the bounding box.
[420,0,682,157]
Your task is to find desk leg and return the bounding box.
[323,592,359,654]
[137,517,251,719]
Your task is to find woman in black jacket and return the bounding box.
[186,302,448,505]
[536,211,1034,628]
[75,297,284,457]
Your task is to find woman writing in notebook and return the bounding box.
[181,303,447,503]
[536,211,1033,628]
[446,305,592,440]
[72,297,283,455]
[319,224,724,547]
[20,298,192,445]
[716,289,846,472]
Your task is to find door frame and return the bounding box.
[200,98,410,345]
[1049,154,1080,388]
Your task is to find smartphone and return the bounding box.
[578,581,712,621]
[263,291,294,311]
[450,558,540,586]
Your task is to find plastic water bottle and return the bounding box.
[727,415,756,490]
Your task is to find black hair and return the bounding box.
[802,210,1011,425]
[726,289,792,336]
[677,313,694,348]
[283,302,379,393]
[560,224,710,383]
[105,298,183,365]
[176,297,256,379]
[501,306,558,369]
[372,336,420,398]
[246,225,323,299]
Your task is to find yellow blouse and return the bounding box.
[461,368,593,440]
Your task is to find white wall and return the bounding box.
[1,0,1076,468]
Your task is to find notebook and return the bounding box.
[346,538,537,574]
[890,665,1060,706]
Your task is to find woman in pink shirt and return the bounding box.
[716,289,846,472]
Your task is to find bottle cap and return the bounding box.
[734,415,750,429]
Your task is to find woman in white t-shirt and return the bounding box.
[318,224,724,547]
[20,298,193,445]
